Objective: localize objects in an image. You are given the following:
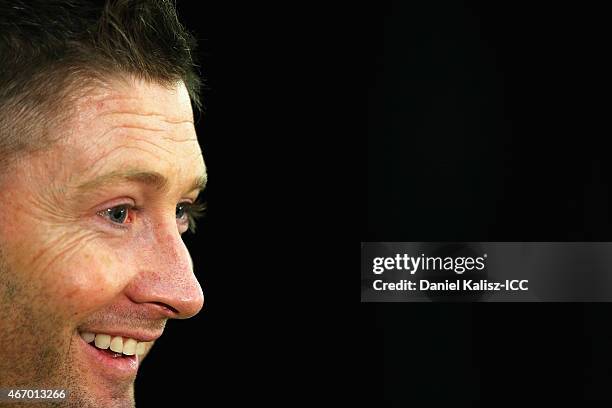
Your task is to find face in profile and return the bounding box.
[0,77,206,407]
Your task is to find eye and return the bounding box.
[99,205,132,225]
[176,200,207,233]
[176,203,188,220]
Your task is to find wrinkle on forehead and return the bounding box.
[98,110,194,125]
[92,122,199,143]
[71,76,195,128]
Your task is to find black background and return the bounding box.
[365,1,612,406]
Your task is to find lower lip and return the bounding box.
[78,335,140,380]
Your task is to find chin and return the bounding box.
[69,331,139,408]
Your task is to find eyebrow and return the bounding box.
[76,169,207,194]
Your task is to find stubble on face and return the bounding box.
[0,246,88,407]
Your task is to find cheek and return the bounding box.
[5,227,139,320]
[50,248,137,317]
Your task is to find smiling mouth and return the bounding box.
[79,331,152,357]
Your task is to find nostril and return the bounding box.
[152,302,179,315]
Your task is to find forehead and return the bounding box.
[78,77,195,123]
[58,78,205,187]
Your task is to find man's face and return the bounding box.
[0,78,206,407]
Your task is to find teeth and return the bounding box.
[110,336,123,353]
[136,342,146,355]
[94,334,111,349]
[81,331,150,357]
[123,338,137,356]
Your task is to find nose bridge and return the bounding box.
[129,220,204,319]
[155,225,193,276]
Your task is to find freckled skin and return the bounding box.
[0,77,206,408]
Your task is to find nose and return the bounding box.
[124,221,204,319]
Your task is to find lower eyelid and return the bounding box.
[96,214,130,231]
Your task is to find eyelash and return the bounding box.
[98,200,207,234]
[179,200,208,233]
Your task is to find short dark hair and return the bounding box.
[0,0,201,167]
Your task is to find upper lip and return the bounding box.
[78,328,163,343]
